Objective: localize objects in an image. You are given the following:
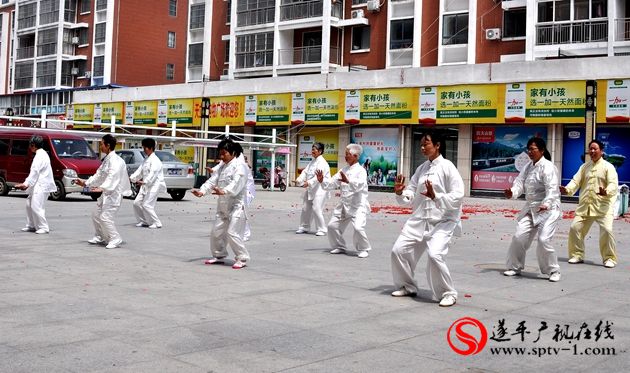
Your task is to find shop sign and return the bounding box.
[304,90,342,124]
[133,100,158,125]
[174,146,195,165]
[525,81,584,122]
[72,104,94,128]
[297,127,339,175]
[99,102,123,124]
[418,87,437,124]
[166,98,195,125]
[605,79,630,122]
[256,93,291,125]
[505,83,526,123]
[344,90,360,124]
[359,88,416,124]
[291,93,306,125]
[210,95,244,127]
[437,84,499,122]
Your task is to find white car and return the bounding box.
[118,149,195,200]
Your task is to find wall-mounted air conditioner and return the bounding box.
[71,67,79,75]
[367,0,380,12]
[84,71,92,78]
[71,36,80,44]
[351,9,364,19]
[485,28,501,40]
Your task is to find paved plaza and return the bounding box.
[1,187,629,372]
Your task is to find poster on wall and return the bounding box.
[524,81,584,122]
[561,126,630,185]
[471,126,547,190]
[350,127,399,186]
[437,84,499,124]
[505,83,526,122]
[605,80,630,122]
[210,96,244,127]
[418,87,437,124]
[297,127,339,175]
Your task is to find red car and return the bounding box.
[0,129,101,200]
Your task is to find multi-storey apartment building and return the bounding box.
[3,0,630,197]
[0,0,189,116]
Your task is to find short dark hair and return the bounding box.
[422,131,445,156]
[589,139,605,151]
[141,138,156,150]
[101,134,117,151]
[29,135,44,149]
[217,138,242,157]
[312,142,325,153]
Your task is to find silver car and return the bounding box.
[117,149,195,200]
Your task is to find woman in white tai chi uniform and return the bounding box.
[390,132,464,307]
[503,137,561,282]
[15,135,57,234]
[315,143,371,258]
[295,142,330,236]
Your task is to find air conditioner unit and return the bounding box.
[485,28,501,40]
[71,36,80,44]
[351,9,364,19]
[71,67,79,75]
[366,0,380,12]
[84,70,92,78]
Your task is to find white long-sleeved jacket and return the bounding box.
[200,157,248,216]
[320,162,369,217]
[296,155,330,200]
[24,148,56,194]
[86,151,132,206]
[397,155,464,240]
[509,157,560,224]
[129,152,167,194]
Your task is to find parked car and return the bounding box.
[117,149,194,201]
[0,129,101,200]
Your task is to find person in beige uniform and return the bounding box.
[560,139,619,268]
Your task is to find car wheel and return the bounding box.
[49,179,66,201]
[170,190,186,201]
[0,177,9,196]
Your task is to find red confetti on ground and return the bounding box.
[371,206,412,214]
[464,294,472,298]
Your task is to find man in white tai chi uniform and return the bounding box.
[130,138,167,229]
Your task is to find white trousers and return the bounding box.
[391,228,457,300]
[92,198,122,245]
[327,210,371,252]
[506,210,561,275]
[299,191,327,233]
[26,192,49,230]
[133,188,161,226]
[212,208,250,262]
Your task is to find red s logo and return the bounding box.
[447,317,488,355]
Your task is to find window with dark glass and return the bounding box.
[442,13,468,45]
[94,22,105,43]
[167,31,176,48]
[503,8,526,38]
[93,55,104,76]
[190,4,205,29]
[351,25,370,50]
[390,19,413,49]
[169,0,177,16]
[80,0,91,13]
[188,43,203,66]
[166,63,174,80]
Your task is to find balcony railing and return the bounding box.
[16,46,35,60]
[237,7,274,27]
[615,18,630,41]
[536,20,608,45]
[280,0,342,21]
[18,16,36,29]
[278,45,340,65]
[235,51,273,68]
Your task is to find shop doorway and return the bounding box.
[411,128,459,171]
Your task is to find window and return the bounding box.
[39,0,60,25]
[236,0,275,27]
[169,0,177,16]
[226,0,231,24]
[94,23,105,43]
[37,60,56,87]
[224,41,230,63]
[166,63,174,80]
[442,13,469,45]
[96,0,107,11]
[37,28,58,56]
[167,31,176,48]
[17,2,36,29]
[14,61,33,89]
[351,25,370,50]
[190,4,205,29]
[93,55,104,76]
[188,43,203,66]
[503,8,526,38]
[236,32,273,68]
[537,0,570,22]
[80,0,91,13]
[78,28,88,45]
[12,140,29,156]
[390,19,413,49]
[352,0,366,4]
[0,138,8,156]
